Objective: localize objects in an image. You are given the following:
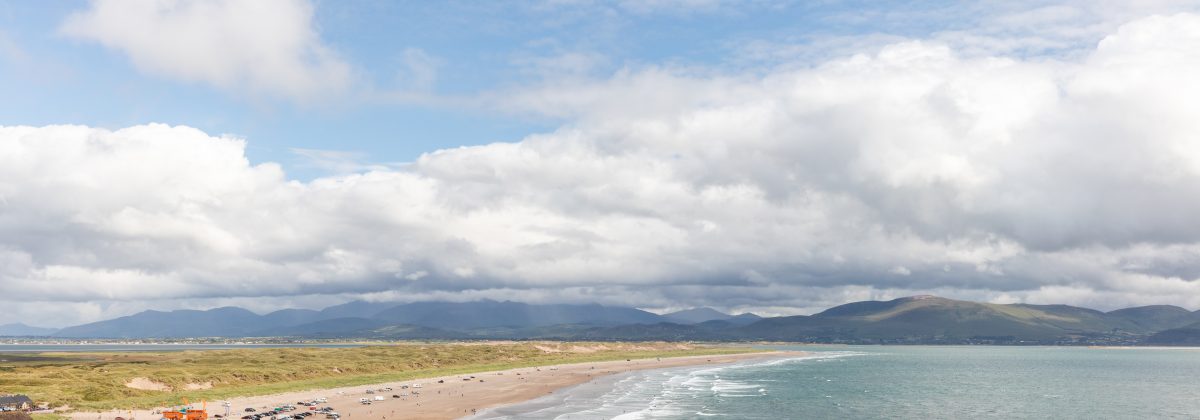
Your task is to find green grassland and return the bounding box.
[30,414,68,420]
[0,342,755,411]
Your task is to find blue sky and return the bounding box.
[0,0,1118,179]
[6,0,1200,326]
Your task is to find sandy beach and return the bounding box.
[68,351,795,420]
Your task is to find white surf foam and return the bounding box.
[474,351,870,419]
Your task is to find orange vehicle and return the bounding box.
[162,399,207,420]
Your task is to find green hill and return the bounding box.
[1144,322,1200,345]
[1106,305,1198,331]
[733,296,1152,343]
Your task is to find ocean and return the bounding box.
[476,345,1200,419]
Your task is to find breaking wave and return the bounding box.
[474,351,868,419]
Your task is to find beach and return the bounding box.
[68,351,793,420]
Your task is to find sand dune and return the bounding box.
[73,351,792,420]
[124,378,171,392]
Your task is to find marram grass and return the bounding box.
[0,342,755,411]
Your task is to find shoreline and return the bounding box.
[67,350,796,420]
[471,351,806,419]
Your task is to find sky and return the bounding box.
[4,0,1200,327]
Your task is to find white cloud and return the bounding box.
[289,148,396,175]
[727,1,1200,65]
[9,13,1200,325]
[59,0,351,102]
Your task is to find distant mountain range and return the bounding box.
[48,300,704,339]
[15,296,1200,345]
[0,323,58,337]
[663,307,761,325]
[731,295,1199,344]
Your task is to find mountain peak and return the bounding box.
[664,307,732,324]
[670,307,726,316]
[900,295,945,302]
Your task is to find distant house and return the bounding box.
[0,395,32,411]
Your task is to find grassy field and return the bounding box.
[0,342,755,411]
[30,414,68,420]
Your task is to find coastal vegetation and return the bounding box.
[30,415,67,420]
[0,342,753,411]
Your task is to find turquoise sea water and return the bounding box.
[477,346,1200,419]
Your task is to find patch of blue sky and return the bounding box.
[0,0,1158,180]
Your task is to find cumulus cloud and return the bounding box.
[8,13,1200,325]
[728,1,1200,65]
[59,0,350,102]
[289,148,398,175]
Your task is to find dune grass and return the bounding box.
[0,342,755,411]
[30,414,68,420]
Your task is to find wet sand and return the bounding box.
[69,351,795,420]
